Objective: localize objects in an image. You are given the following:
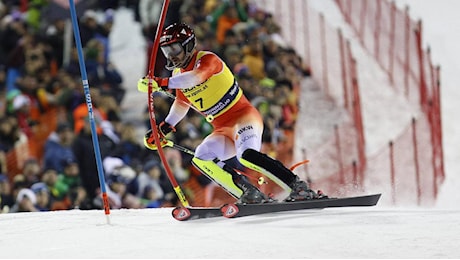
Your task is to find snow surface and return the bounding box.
[1,0,459,258]
[1,207,459,258]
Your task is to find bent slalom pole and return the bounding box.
[68,0,111,223]
[146,0,189,207]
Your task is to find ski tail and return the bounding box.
[221,193,382,218]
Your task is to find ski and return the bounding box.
[220,193,381,218]
[172,193,381,221]
[172,206,222,221]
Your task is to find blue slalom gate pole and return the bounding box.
[68,0,111,223]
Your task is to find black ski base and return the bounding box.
[221,193,381,218]
[172,193,381,221]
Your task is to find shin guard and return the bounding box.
[191,158,243,199]
[240,149,296,193]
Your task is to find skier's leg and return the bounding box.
[193,134,267,203]
[191,157,242,199]
[240,148,324,201]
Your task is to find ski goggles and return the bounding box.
[160,43,183,57]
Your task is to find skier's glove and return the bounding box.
[143,121,175,150]
[137,76,169,93]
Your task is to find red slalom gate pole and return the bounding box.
[146,0,189,207]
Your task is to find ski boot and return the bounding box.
[234,175,269,204]
[285,176,328,201]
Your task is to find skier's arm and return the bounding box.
[164,92,191,126]
[168,53,223,89]
[137,53,224,92]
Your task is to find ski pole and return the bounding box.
[146,0,189,207]
[68,0,111,223]
[163,140,196,156]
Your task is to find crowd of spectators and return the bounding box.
[0,0,310,213]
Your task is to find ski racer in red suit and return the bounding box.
[138,23,325,203]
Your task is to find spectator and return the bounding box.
[43,18,66,68]
[0,115,24,152]
[21,158,41,187]
[11,93,35,138]
[242,37,266,80]
[72,115,116,208]
[109,122,151,170]
[23,0,48,32]
[44,158,90,210]
[103,156,142,209]
[276,79,298,128]
[138,0,162,36]
[30,182,51,211]
[9,188,38,212]
[51,70,84,121]
[208,0,248,45]
[98,95,123,143]
[22,34,50,76]
[97,9,115,63]
[11,174,28,199]
[43,122,76,173]
[72,87,107,135]
[137,159,164,208]
[16,72,55,121]
[40,167,59,197]
[0,173,14,213]
[222,44,242,73]
[1,10,27,92]
[78,10,109,48]
[84,39,125,103]
[57,158,90,210]
[263,38,283,81]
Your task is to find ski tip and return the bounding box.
[172,207,191,221]
[221,204,239,218]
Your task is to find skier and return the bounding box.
[138,23,325,204]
